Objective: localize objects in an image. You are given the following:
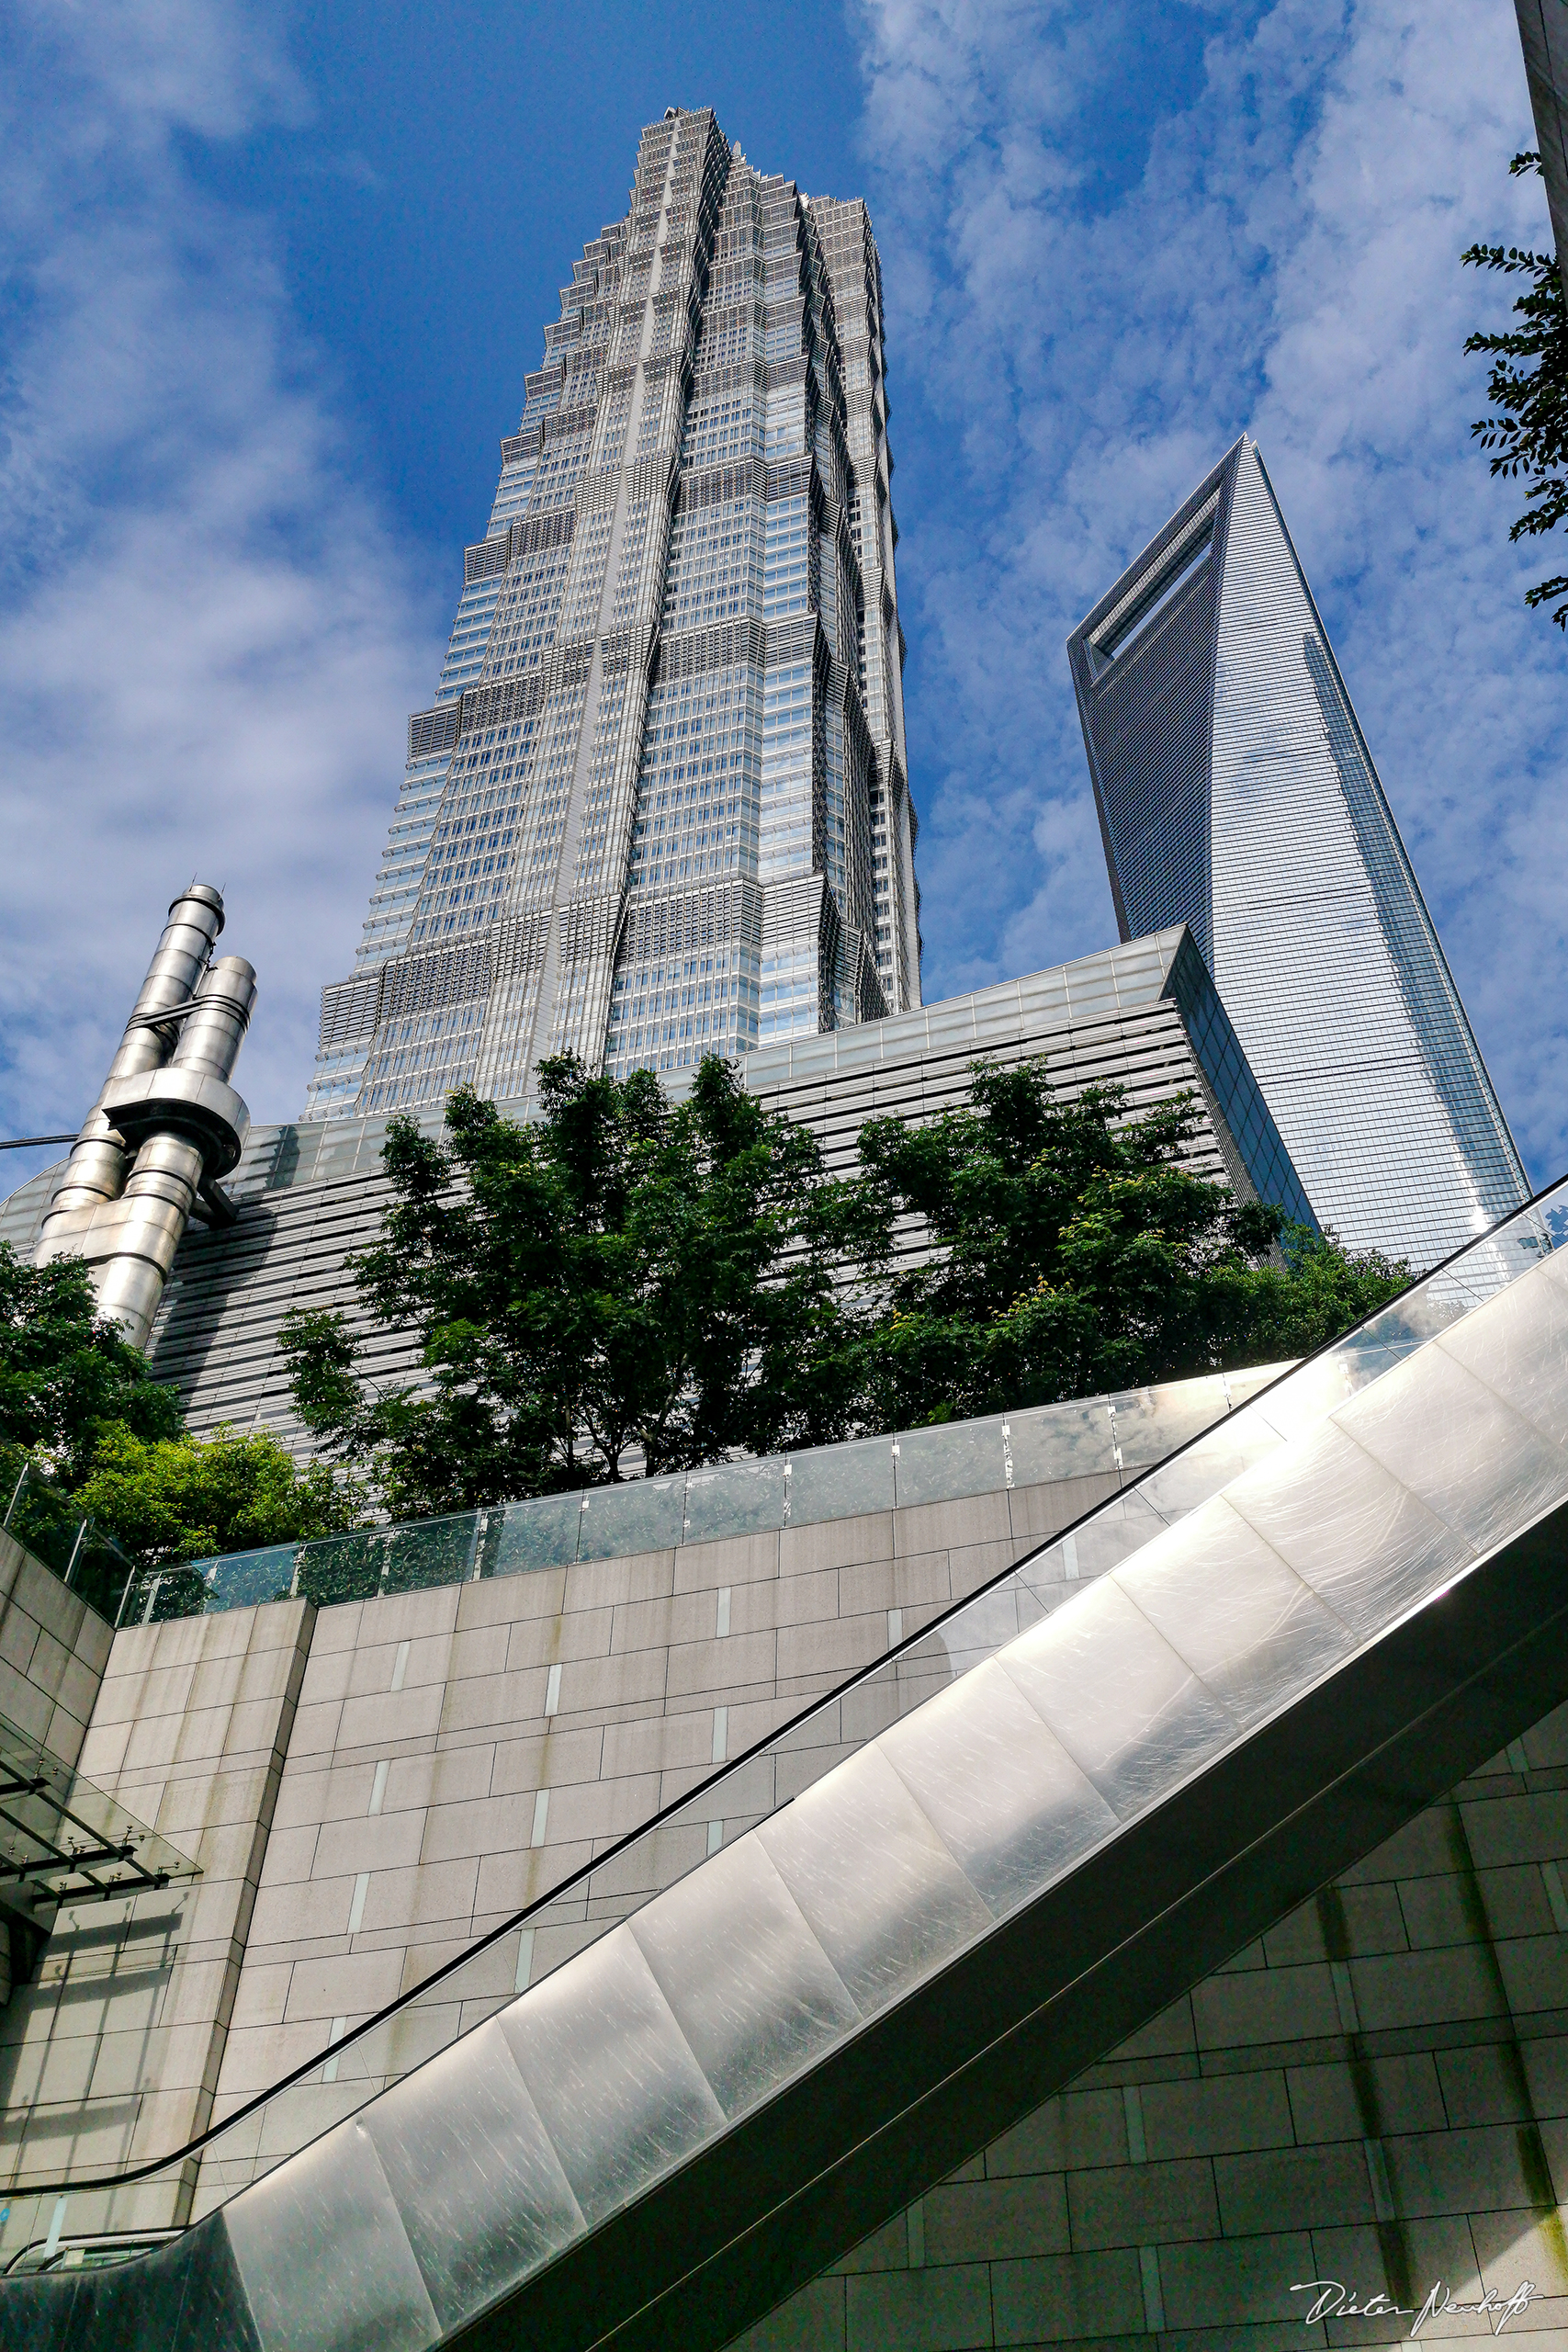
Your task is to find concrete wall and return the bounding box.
[738,1713,1568,2349]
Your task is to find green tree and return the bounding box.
[851,1059,1407,1428]
[286,1051,1406,1508]
[72,1426,357,1575]
[0,1238,357,1581]
[1463,152,1568,628]
[281,1054,869,1515]
[0,1240,181,1495]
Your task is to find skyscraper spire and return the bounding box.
[305,109,919,1123]
[1068,435,1528,1270]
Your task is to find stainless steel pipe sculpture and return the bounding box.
[36,887,255,1351]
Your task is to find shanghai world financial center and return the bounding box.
[1069,435,1528,1269]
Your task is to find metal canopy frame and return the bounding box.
[0,1712,198,1920]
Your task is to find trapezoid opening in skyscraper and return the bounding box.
[1067,433,1529,1272]
[304,108,920,1126]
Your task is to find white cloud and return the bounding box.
[0,1,440,1174]
[855,0,1568,1182]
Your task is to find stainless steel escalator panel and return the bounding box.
[998,1573,1234,1816]
[359,2018,583,2337]
[1113,1498,1357,1729]
[875,1658,1116,1917]
[1438,1246,1568,1444]
[495,1927,724,2228]
[754,1744,993,2014]
[222,2115,437,2352]
[1246,1345,1363,1444]
[1223,1419,1471,1638]
[627,1838,859,2121]
[1334,1344,1568,1551]
[1133,1411,1284,1523]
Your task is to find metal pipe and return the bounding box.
[85,1131,210,1344]
[87,957,257,1348]
[34,890,255,1352]
[168,956,255,1085]
[41,885,224,1227]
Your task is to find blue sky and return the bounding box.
[2,0,1563,1195]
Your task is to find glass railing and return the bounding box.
[1,1462,137,1628]
[11,1176,1559,2228]
[128,1510,494,1625]
[1,2228,181,2278]
[120,1367,1290,1629]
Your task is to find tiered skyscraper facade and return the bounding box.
[305,108,919,1122]
[1067,435,1529,1271]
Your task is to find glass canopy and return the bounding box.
[0,1710,199,1918]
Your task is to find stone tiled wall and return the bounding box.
[736,1707,1568,2350]
[0,1533,116,2011]
[0,1529,112,1771]
[197,1468,1116,2211]
[0,1601,312,2247]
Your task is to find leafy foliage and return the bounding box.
[0,1240,181,1494]
[0,1238,356,1580]
[286,1052,1408,1508]
[852,1060,1408,1428]
[72,1427,357,1575]
[281,1055,870,1515]
[1463,152,1568,627]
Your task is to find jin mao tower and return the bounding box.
[305,107,919,1121]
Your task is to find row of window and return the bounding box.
[604,947,761,1077]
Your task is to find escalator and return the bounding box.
[8,1190,1568,2351]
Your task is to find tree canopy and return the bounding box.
[281,1054,871,1516]
[853,1060,1407,1428]
[71,1426,355,1574]
[285,1051,1408,1514]
[1463,151,1568,628]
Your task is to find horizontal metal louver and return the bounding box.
[316,973,384,1051]
[407,705,459,761]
